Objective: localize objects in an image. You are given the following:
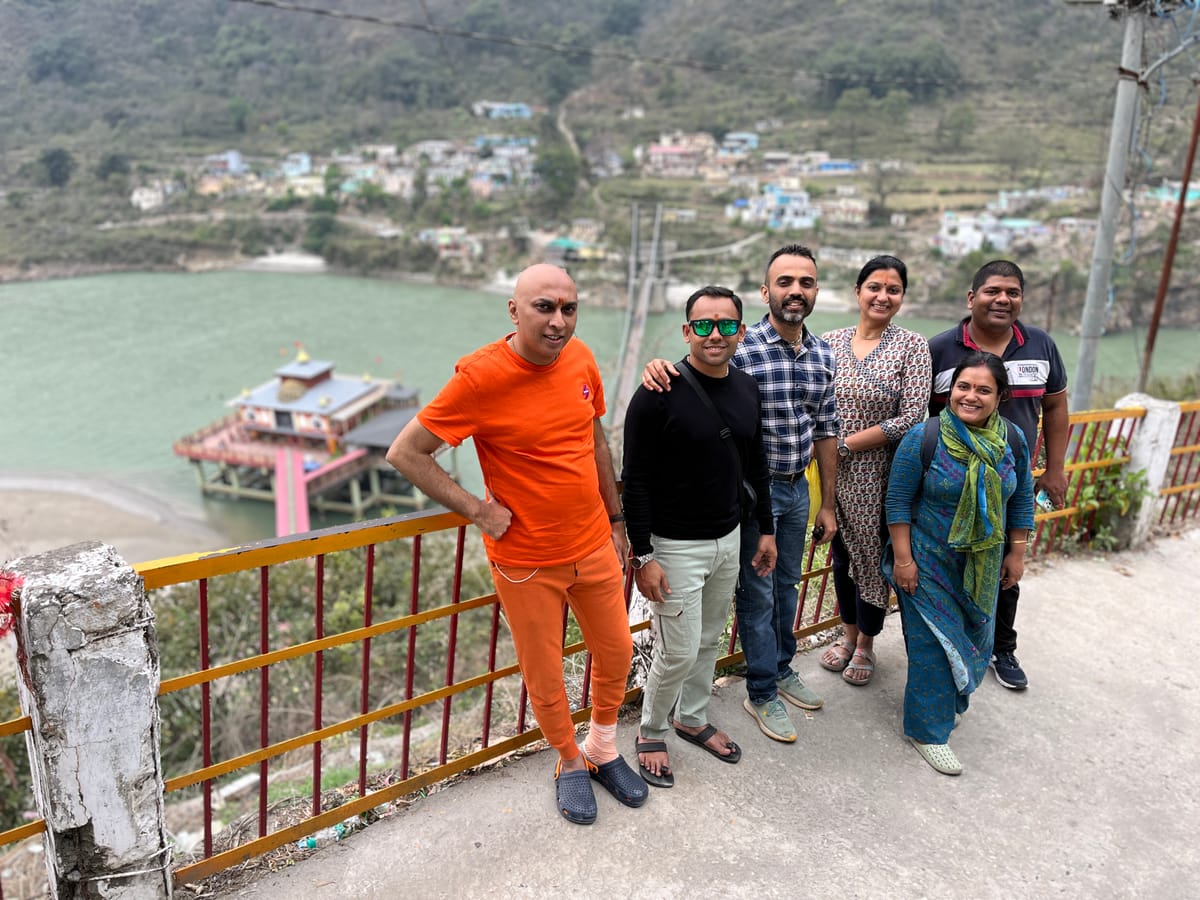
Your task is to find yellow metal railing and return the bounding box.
[137,507,841,887]
[1161,400,1200,523]
[5,401,1200,894]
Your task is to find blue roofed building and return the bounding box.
[232,352,399,440]
[471,101,533,119]
[206,149,247,176]
[725,183,821,231]
[720,131,759,156]
[280,152,312,178]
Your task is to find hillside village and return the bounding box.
[111,95,1200,320]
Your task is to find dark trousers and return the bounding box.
[993,582,1019,655]
[830,532,886,637]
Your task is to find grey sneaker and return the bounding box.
[742,697,797,743]
[776,670,824,711]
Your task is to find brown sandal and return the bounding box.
[820,637,855,673]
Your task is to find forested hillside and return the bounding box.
[0,0,1130,171]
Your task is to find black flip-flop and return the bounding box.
[634,737,674,788]
[673,724,741,764]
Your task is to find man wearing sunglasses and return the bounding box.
[641,245,839,743]
[387,263,647,825]
[622,286,776,786]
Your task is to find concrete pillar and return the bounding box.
[9,541,171,899]
[1115,393,1182,549]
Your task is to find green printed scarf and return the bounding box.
[939,407,1008,616]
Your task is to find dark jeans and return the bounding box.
[735,477,809,704]
[829,532,886,637]
[993,582,1019,655]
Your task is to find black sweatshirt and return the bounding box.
[621,358,773,557]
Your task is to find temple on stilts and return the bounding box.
[173,347,455,535]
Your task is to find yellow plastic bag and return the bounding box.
[805,458,821,526]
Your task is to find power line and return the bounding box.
[224,0,975,91]
[414,0,455,74]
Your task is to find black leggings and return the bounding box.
[830,531,886,637]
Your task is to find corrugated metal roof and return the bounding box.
[231,375,384,416]
[342,407,420,450]
[276,358,335,380]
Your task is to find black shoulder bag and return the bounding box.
[675,361,758,523]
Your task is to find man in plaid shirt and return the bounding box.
[642,244,839,742]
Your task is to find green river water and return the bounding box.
[2,270,1195,543]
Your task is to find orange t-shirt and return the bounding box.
[417,335,611,567]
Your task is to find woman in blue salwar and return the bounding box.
[884,351,1034,775]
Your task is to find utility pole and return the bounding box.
[1137,87,1200,392]
[1069,0,1200,407]
[1071,1,1145,412]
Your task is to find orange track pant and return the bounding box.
[490,541,632,759]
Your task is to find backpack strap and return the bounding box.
[920,417,939,471]
[675,359,741,472]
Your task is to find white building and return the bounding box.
[130,185,164,212]
[726,184,821,231]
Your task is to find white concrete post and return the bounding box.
[1115,393,1182,549]
[9,541,171,899]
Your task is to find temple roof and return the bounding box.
[275,357,334,380]
[232,374,384,417]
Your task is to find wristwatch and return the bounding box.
[631,552,655,570]
[838,436,851,459]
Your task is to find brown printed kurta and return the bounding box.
[821,324,932,608]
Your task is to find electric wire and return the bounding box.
[225,0,993,92]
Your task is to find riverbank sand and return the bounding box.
[0,478,228,567]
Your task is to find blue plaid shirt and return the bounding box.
[733,315,839,476]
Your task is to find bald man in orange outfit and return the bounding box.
[386,263,647,825]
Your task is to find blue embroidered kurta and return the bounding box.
[884,421,1035,742]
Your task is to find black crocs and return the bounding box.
[554,762,597,824]
[585,754,649,807]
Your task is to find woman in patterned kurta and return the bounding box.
[819,257,931,686]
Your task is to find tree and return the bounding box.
[28,34,95,84]
[95,153,131,180]
[38,148,76,187]
[411,166,429,212]
[817,37,961,105]
[937,104,977,152]
[603,0,642,36]
[356,182,390,213]
[997,128,1041,183]
[302,213,338,254]
[832,88,875,155]
[323,164,344,197]
[309,195,338,214]
[879,89,911,132]
[869,163,901,222]
[542,56,588,105]
[533,143,581,211]
[228,97,250,135]
[343,46,455,109]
